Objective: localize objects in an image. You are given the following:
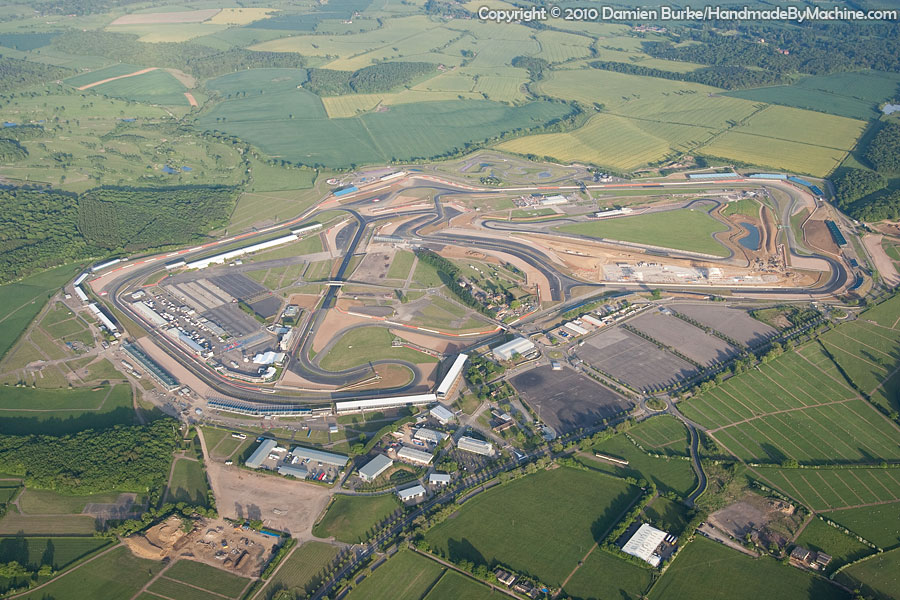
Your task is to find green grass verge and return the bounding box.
[312,494,400,544]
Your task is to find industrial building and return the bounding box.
[73,272,89,286]
[457,436,494,456]
[539,194,568,206]
[397,484,426,501]
[414,428,448,444]
[277,464,309,479]
[622,523,668,567]
[359,454,393,481]
[430,404,455,424]
[593,207,633,219]
[335,394,437,414]
[291,447,348,468]
[563,321,589,336]
[429,473,451,486]
[581,314,604,327]
[396,445,434,466]
[246,439,278,469]
[435,353,468,398]
[492,337,537,361]
[186,233,299,270]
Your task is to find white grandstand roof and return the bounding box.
[622,523,667,565]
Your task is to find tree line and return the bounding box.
[413,249,496,317]
[304,62,435,96]
[0,56,71,93]
[589,60,785,90]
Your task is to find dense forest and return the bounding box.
[0,56,71,93]
[511,56,549,80]
[644,21,900,75]
[32,0,143,16]
[0,185,238,283]
[588,61,785,90]
[0,418,177,495]
[0,188,91,283]
[0,138,27,161]
[849,190,900,222]
[77,185,238,251]
[833,168,887,208]
[865,122,900,173]
[51,32,305,80]
[304,62,435,96]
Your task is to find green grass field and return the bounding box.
[0,383,135,435]
[63,63,146,88]
[794,518,874,574]
[822,503,900,550]
[162,559,251,598]
[0,263,84,360]
[265,541,341,598]
[197,82,572,168]
[166,459,209,506]
[725,71,900,120]
[312,493,399,544]
[562,547,652,600]
[318,327,437,371]
[18,545,164,600]
[750,466,900,512]
[425,467,639,586]
[0,536,110,570]
[386,250,415,280]
[422,570,495,600]
[649,537,846,600]
[836,547,900,600]
[17,489,123,514]
[556,209,729,257]
[344,549,444,600]
[679,344,900,465]
[816,294,900,412]
[90,68,189,106]
[581,436,696,497]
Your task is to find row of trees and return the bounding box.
[304,62,435,96]
[414,249,496,317]
[589,60,784,90]
[643,20,900,76]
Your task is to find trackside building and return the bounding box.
[458,436,494,456]
[435,353,468,398]
[335,394,436,414]
[291,447,348,468]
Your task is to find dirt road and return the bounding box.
[77,67,158,91]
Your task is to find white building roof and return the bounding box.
[492,337,536,360]
[133,301,167,328]
[397,445,434,465]
[414,428,449,443]
[429,473,451,484]
[622,523,667,565]
[291,446,348,467]
[335,394,436,413]
[564,322,589,336]
[436,353,468,397]
[359,454,393,481]
[398,484,426,499]
[581,314,604,327]
[186,233,298,270]
[253,351,286,365]
[277,464,309,479]
[430,404,454,423]
[246,439,277,469]
[458,436,494,456]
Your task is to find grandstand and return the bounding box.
[207,397,313,416]
[687,172,739,180]
[123,343,179,390]
[825,220,847,246]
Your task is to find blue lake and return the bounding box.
[738,222,761,251]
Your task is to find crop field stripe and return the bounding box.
[731,375,791,412]
[780,354,855,399]
[745,417,812,460]
[771,408,864,462]
[759,367,825,407]
[861,469,900,499]
[815,403,900,461]
[843,470,882,505]
[828,328,895,363]
[836,400,900,451]
[794,406,879,462]
[705,388,753,422]
[819,470,866,506]
[714,427,766,462]
[765,469,818,509]
[820,339,887,379]
[677,400,717,429]
[764,411,851,461]
[718,381,770,415]
[805,471,849,509]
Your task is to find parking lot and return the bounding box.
[577,327,697,392]
[673,304,777,347]
[629,311,739,366]
[510,365,632,434]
